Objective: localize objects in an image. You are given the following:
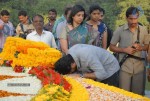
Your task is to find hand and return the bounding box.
[132,43,143,51]
[67,74,80,77]
[26,29,33,34]
[124,46,137,54]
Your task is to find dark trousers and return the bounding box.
[0,48,2,53]
[101,71,119,87]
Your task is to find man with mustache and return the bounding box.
[109,7,149,95]
[26,14,57,48]
[44,9,57,32]
[16,10,34,39]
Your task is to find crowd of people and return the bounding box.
[0,4,150,96]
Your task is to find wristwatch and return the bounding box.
[80,73,84,78]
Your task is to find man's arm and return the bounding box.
[69,72,96,80]
[81,72,96,80]
[0,23,4,30]
[109,44,137,55]
[133,44,149,51]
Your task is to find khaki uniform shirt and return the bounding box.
[16,23,34,36]
[111,24,149,74]
[144,34,150,63]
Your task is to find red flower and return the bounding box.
[28,66,43,75]
[54,74,62,85]
[28,66,72,92]
[36,71,46,80]
[28,67,36,74]
[5,60,13,67]
[14,65,24,73]
[42,77,52,86]
[62,79,72,92]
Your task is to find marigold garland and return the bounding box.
[0,90,30,98]
[64,76,89,101]
[0,75,25,81]
[0,37,149,101]
[31,84,70,101]
[0,37,62,68]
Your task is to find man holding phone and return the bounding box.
[109,7,149,95]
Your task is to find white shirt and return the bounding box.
[26,30,57,48]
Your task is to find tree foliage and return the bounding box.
[0,0,149,31]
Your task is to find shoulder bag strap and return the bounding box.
[137,25,140,43]
[20,23,25,34]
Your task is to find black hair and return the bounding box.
[18,10,27,16]
[1,10,10,16]
[89,4,101,14]
[68,5,86,25]
[54,54,74,75]
[89,4,105,14]
[100,7,105,15]
[126,7,139,18]
[32,14,44,21]
[64,6,72,16]
[49,8,57,15]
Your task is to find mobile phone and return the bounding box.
[131,46,136,49]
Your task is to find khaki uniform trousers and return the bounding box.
[119,70,145,95]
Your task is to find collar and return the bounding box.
[124,23,129,30]
[69,53,80,69]
[33,30,45,35]
[86,21,101,26]
[123,23,139,30]
[1,19,11,24]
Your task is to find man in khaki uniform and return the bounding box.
[16,10,34,38]
[109,7,149,95]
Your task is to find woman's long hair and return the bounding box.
[67,5,86,25]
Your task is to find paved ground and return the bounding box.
[145,90,150,98]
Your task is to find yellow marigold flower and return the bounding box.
[32,84,70,101]
[34,94,49,101]
[0,59,4,65]
[64,76,89,101]
[0,37,62,68]
[46,86,59,94]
